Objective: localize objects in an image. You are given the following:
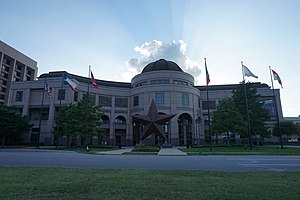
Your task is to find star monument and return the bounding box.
[132,99,176,142]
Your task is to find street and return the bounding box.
[1,149,300,172]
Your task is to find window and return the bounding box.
[155,93,164,104]
[15,91,23,102]
[135,81,148,87]
[41,111,49,120]
[202,101,216,110]
[29,108,49,120]
[17,65,22,71]
[73,92,78,102]
[150,79,170,85]
[174,80,188,85]
[26,70,32,76]
[3,58,11,66]
[83,94,96,105]
[99,96,112,107]
[15,71,21,77]
[115,116,126,124]
[133,96,139,106]
[182,94,189,105]
[4,66,10,72]
[115,97,128,108]
[1,87,5,93]
[58,89,65,100]
[101,115,110,124]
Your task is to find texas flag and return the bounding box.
[64,77,77,92]
[272,69,283,88]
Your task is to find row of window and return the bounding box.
[134,79,193,87]
[134,93,190,106]
[15,89,129,108]
[15,89,217,110]
[15,89,193,107]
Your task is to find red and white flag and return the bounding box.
[272,69,283,88]
[91,70,98,89]
[205,58,210,85]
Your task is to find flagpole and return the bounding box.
[242,61,253,150]
[205,58,212,152]
[87,65,91,95]
[269,66,283,149]
[37,78,46,149]
[55,72,64,148]
[84,65,91,148]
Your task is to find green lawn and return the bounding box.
[181,146,300,155]
[0,167,299,200]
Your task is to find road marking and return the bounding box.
[228,158,300,161]
[239,164,300,166]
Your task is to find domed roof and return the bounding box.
[142,59,183,73]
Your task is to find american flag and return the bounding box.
[44,79,51,97]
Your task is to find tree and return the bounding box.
[273,121,300,140]
[53,103,78,147]
[232,83,271,143]
[53,95,103,147]
[211,98,245,145]
[0,105,32,147]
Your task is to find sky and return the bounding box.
[1,0,299,117]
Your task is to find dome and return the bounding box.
[142,59,183,73]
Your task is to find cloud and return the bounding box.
[125,40,201,77]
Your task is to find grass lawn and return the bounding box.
[181,146,300,155]
[0,167,299,200]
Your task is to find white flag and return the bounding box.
[242,65,258,79]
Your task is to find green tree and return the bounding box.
[53,95,103,147]
[273,121,300,140]
[232,83,271,143]
[211,98,245,145]
[0,105,32,147]
[74,95,103,146]
[53,103,78,147]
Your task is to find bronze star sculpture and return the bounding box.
[132,99,176,141]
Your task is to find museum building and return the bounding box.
[7,59,283,146]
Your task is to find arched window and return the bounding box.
[101,115,110,124]
[115,116,126,124]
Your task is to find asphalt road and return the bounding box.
[1,149,300,172]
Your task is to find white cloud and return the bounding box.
[125,40,201,78]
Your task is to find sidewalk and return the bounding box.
[95,147,188,156]
[158,148,188,156]
[95,147,133,155]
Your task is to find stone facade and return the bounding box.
[8,60,283,146]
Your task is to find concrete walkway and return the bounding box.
[158,148,188,156]
[95,147,188,156]
[95,148,133,155]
